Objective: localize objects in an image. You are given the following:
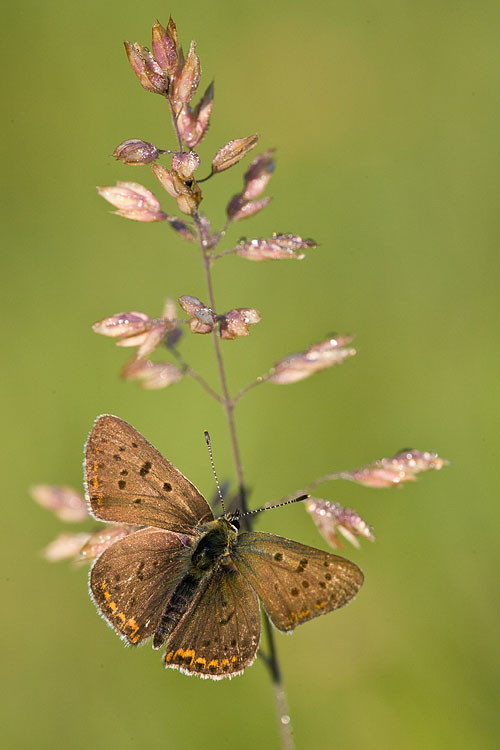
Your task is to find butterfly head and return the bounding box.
[225,510,240,532]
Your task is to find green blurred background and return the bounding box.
[3,1,499,748]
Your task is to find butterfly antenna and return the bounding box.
[241,494,310,517]
[204,430,225,513]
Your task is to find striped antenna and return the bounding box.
[241,494,310,518]
[204,430,225,513]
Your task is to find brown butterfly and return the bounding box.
[85,415,364,679]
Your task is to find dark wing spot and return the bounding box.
[319,581,326,589]
[302,580,309,588]
[120,469,128,476]
[134,498,142,504]
[118,480,126,489]
[139,461,152,477]
[113,454,121,461]
[230,638,236,647]
[130,597,136,606]
[119,446,126,452]
[300,558,308,567]
[163,482,172,492]
[325,572,332,581]
[274,552,283,561]
[291,588,299,597]
[114,573,121,582]
[132,442,138,448]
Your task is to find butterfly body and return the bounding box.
[152,517,238,649]
[85,415,364,679]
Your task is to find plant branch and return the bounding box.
[196,171,215,184]
[212,247,239,260]
[232,374,269,406]
[270,472,346,507]
[170,347,223,404]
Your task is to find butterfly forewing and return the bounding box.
[90,527,191,645]
[163,562,261,679]
[85,415,214,533]
[231,531,364,632]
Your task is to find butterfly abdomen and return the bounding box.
[152,570,205,649]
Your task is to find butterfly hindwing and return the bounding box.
[90,527,191,644]
[231,531,364,632]
[163,561,261,679]
[85,415,214,533]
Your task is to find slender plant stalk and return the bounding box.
[192,210,295,750]
[170,346,224,404]
[232,375,268,406]
[272,472,345,506]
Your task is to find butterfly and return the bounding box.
[84,415,364,680]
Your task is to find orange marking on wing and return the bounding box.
[221,658,229,667]
[315,600,326,610]
[231,656,238,664]
[207,659,219,669]
[298,609,311,619]
[165,651,173,663]
[195,657,206,667]
[126,617,140,641]
[174,648,195,665]
[115,612,126,624]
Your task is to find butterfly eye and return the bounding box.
[230,518,240,531]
